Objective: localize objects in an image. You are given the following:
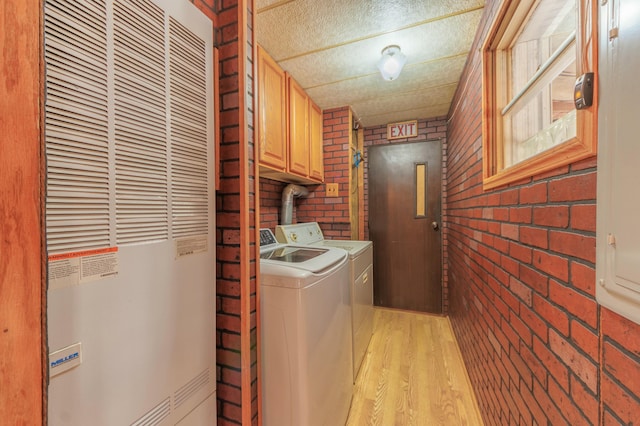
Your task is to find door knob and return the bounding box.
[431,221,439,231]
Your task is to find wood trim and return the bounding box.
[483,137,595,189]
[214,47,221,191]
[357,127,365,241]
[482,0,598,191]
[0,0,45,423]
[238,0,253,423]
[253,0,263,423]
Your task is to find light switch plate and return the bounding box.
[326,183,339,197]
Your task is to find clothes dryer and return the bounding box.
[275,222,374,381]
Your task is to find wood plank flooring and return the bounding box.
[346,308,484,426]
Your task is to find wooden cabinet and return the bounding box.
[257,45,324,184]
[309,101,324,181]
[287,76,309,177]
[257,45,287,171]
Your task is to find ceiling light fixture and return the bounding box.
[377,45,407,81]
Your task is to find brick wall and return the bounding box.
[298,106,352,238]
[363,117,449,312]
[213,0,258,424]
[258,178,286,230]
[447,1,640,424]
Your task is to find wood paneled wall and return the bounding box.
[0,0,45,423]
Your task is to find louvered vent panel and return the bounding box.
[114,0,169,244]
[169,18,210,238]
[44,0,110,254]
[174,368,210,408]
[130,397,171,426]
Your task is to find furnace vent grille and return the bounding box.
[114,0,168,244]
[130,397,171,426]
[44,0,110,253]
[44,0,213,254]
[169,17,210,239]
[174,368,210,408]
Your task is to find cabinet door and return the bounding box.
[257,46,287,170]
[309,101,324,182]
[288,76,309,177]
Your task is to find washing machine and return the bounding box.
[259,228,353,426]
[275,222,374,382]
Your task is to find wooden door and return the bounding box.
[257,46,287,170]
[369,141,442,313]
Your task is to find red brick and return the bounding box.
[547,377,590,425]
[500,188,519,205]
[533,379,569,425]
[533,336,569,390]
[601,307,640,355]
[519,377,548,424]
[549,230,595,263]
[549,329,598,393]
[520,226,548,249]
[570,374,599,424]
[571,204,596,232]
[509,311,533,351]
[520,181,548,204]
[501,223,519,240]
[602,374,640,425]
[603,410,620,426]
[221,367,242,388]
[571,156,598,171]
[509,206,531,223]
[519,339,548,387]
[519,263,549,296]
[217,348,242,369]
[570,320,599,362]
[220,402,242,424]
[532,249,569,282]
[533,294,569,337]
[520,303,548,342]
[549,280,598,329]
[533,205,569,228]
[570,261,596,296]
[509,276,532,306]
[603,341,640,397]
[501,254,520,277]
[509,241,532,264]
[548,172,596,202]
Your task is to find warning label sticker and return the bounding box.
[175,235,208,258]
[48,247,119,290]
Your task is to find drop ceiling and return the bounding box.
[255,0,485,127]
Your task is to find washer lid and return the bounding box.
[260,246,328,263]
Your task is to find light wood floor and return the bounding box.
[346,308,484,426]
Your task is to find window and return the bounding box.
[482,0,597,190]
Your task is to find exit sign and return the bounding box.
[387,120,418,140]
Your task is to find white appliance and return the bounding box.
[44,0,216,423]
[275,222,374,381]
[259,229,353,426]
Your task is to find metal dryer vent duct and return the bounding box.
[281,184,309,225]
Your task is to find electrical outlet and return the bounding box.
[326,183,339,197]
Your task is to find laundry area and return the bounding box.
[4,0,640,425]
